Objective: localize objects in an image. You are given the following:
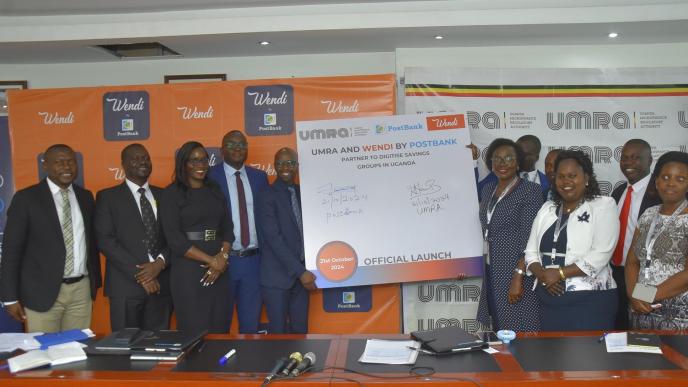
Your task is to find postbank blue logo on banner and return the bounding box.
[244,85,294,136]
[103,91,150,141]
[322,285,372,313]
[37,152,85,188]
[0,117,14,234]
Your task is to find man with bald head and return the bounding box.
[611,139,660,329]
[209,130,269,333]
[258,148,316,333]
[95,143,171,331]
[0,144,101,332]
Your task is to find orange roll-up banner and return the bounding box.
[7,74,398,334]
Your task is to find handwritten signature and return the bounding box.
[408,179,442,199]
[317,183,368,209]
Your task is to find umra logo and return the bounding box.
[298,127,351,141]
[679,110,688,128]
[547,111,630,130]
[466,111,501,129]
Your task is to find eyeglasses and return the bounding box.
[491,155,516,164]
[187,157,209,166]
[224,142,248,150]
[275,160,298,168]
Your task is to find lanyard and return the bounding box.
[549,204,570,265]
[643,200,688,279]
[484,176,519,240]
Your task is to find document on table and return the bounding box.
[605,332,662,354]
[358,339,420,364]
[0,332,43,352]
[8,342,87,373]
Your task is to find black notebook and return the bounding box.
[628,332,661,349]
[411,326,487,354]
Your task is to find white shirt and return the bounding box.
[521,170,541,185]
[525,196,619,291]
[47,178,87,278]
[616,173,651,266]
[223,163,258,250]
[124,179,163,262]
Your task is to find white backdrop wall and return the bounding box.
[0,52,395,88]
[3,42,688,89]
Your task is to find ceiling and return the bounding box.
[1,0,688,64]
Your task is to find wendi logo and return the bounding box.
[427,114,466,131]
[103,91,150,141]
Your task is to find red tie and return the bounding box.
[235,171,250,249]
[612,185,633,266]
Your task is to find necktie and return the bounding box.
[235,171,250,248]
[521,171,530,181]
[612,185,633,266]
[138,187,159,257]
[288,186,303,237]
[60,189,74,276]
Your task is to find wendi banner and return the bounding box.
[296,113,483,288]
[7,74,399,334]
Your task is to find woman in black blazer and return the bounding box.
[160,141,234,333]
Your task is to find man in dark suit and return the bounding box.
[543,148,561,200]
[95,144,171,331]
[0,144,101,332]
[208,130,269,333]
[258,148,316,334]
[611,139,660,330]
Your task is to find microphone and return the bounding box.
[290,352,316,377]
[262,357,287,386]
[279,352,303,376]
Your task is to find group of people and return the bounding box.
[475,136,688,333]
[1,130,686,336]
[0,131,316,334]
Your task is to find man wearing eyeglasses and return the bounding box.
[208,130,269,333]
[257,148,316,333]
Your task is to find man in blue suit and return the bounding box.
[208,130,269,333]
[257,148,316,334]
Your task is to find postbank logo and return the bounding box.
[427,114,466,131]
[342,291,356,304]
[244,85,294,136]
[103,91,150,141]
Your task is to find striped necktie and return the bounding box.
[60,189,74,276]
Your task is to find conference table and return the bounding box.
[2,331,688,386]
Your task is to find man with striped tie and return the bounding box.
[0,144,101,332]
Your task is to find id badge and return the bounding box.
[483,240,490,265]
[632,283,657,303]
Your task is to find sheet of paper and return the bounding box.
[0,332,43,352]
[605,332,662,354]
[358,339,420,364]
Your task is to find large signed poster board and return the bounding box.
[297,113,484,288]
